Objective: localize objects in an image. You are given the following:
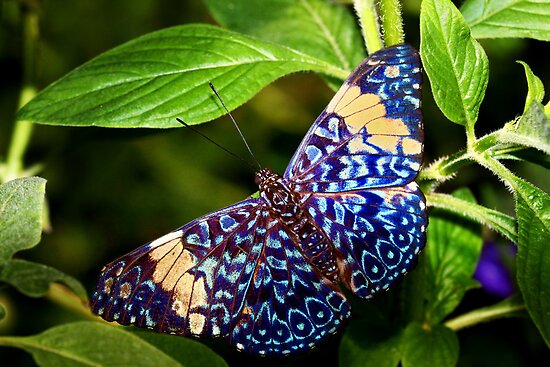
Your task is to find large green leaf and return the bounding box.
[461,0,550,41]
[0,259,88,301]
[401,323,459,367]
[0,177,46,262]
[424,189,483,325]
[0,322,221,366]
[420,0,489,127]
[515,178,550,346]
[205,0,365,70]
[17,24,346,128]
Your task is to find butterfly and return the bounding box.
[90,44,426,356]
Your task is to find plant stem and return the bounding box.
[353,0,383,53]
[379,0,404,45]
[445,297,526,331]
[3,5,38,183]
[417,148,472,184]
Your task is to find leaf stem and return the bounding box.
[3,6,38,183]
[379,0,405,45]
[353,0,383,53]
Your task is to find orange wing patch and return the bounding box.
[365,117,410,136]
[401,137,423,155]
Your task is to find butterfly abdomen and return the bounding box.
[257,168,339,281]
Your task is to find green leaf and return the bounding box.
[515,178,550,346]
[499,102,550,155]
[17,24,346,128]
[461,0,550,41]
[427,192,517,242]
[518,61,545,112]
[0,303,5,320]
[401,323,459,367]
[0,177,46,262]
[420,0,489,127]
[0,259,88,301]
[0,322,185,366]
[424,189,483,325]
[205,0,365,71]
[132,330,228,367]
[339,319,402,367]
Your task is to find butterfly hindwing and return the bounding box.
[285,44,423,192]
[303,182,427,299]
[229,215,350,355]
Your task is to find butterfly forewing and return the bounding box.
[285,44,423,192]
[91,199,263,336]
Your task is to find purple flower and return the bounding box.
[474,241,515,298]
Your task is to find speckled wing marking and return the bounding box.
[285,44,423,192]
[90,198,351,356]
[303,182,427,299]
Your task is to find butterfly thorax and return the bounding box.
[256,168,338,280]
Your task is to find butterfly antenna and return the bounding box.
[176,118,256,171]
[209,82,262,170]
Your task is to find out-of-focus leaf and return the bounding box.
[0,259,88,301]
[424,189,483,324]
[17,24,346,128]
[420,0,488,127]
[461,0,550,41]
[0,177,46,262]
[401,323,459,367]
[339,319,401,367]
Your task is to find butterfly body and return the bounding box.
[91,44,427,356]
[257,168,339,280]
